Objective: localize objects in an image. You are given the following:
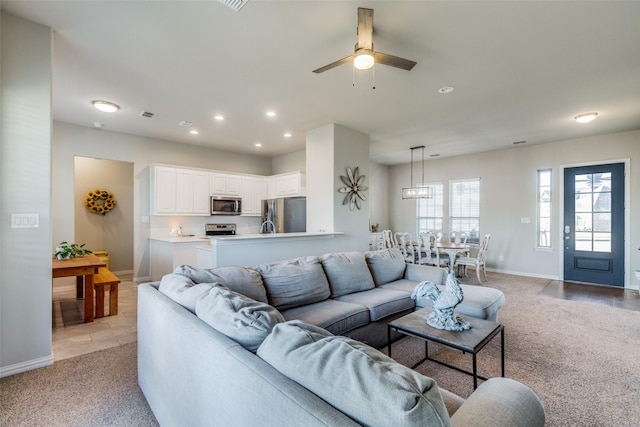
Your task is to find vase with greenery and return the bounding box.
[55,241,92,260]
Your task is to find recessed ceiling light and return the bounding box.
[438,86,454,94]
[255,143,262,147]
[189,130,199,135]
[92,100,120,113]
[93,122,105,128]
[179,120,193,127]
[574,112,598,123]
[284,132,292,138]
[214,115,225,121]
[266,111,276,117]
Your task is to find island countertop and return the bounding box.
[195,232,346,269]
[208,231,343,240]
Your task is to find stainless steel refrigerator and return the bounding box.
[260,197,306,233]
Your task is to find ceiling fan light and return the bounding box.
[574,112,598,123]
[354,50,374,70]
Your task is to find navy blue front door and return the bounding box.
[563,163,625,286]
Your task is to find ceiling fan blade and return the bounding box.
[357,8,373,49]
[374,52,417,71]
[312,55,354,73]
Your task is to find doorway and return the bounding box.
[563,162,625,286]
[74,156,134,275]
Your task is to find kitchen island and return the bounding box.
[196,232,345,270]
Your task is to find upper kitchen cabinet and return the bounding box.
[151,165,211,216]
[241,176,268,216]
[211,173,241,196]
[268,171,305,198]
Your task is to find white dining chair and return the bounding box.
[381,230,395,249]
[394,232,416,264]
[416,232,436,266]
[454,234,491,282]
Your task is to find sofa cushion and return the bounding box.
[365,248,407,286]
[258,256,331,310]
[174,264,268,303]
[281,299,370,336]
[334,288,415,321]
[257,320,451,427]
[158,273,215,313]
[320,251,375,297]
[195,283,284,352]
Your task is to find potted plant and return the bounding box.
[55,241,92,260]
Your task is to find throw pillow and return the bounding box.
[365,248,407,286]
[174,264,268,303]
[195,283,285,352]
[158,273,215,313]
[320,252,375,297]
[257,320,451,427]
[258,256,331,310]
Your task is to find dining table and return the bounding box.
[52,253,106,323]
[435,242,471,273]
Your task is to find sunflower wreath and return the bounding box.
[84,189,116,215]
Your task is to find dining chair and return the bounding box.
[381,230,395,249]
[451,231,468,244]
[454,234,491,282]
[394,232,416,264]
[416,232,436,266]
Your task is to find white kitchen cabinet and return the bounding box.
[268,171,305,198]
[241,176,268,216]
[152,166,177,214]
[151,165,211,216]
[192,171,211,214]
[211,173,241,196]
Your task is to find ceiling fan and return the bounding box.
[312,7,417,74]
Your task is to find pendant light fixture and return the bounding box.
[402,145,433,199]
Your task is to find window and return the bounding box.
[449,178,480,244]
[417,183,443,234]
[537,169,552,248]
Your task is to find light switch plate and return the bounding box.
[11,213,39,228]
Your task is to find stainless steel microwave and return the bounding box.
[210,196,242,215]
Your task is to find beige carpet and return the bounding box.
[0,343,158,426]
[2,272,639,426]
[386,272,640,427]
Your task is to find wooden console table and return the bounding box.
[52,254,106,323]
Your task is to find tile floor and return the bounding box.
[52,273,138,361]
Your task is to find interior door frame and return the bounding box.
[559,158,631,288]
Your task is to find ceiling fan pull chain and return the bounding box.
[352,65,355,87]
[372,62,376,90]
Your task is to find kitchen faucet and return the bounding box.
[260,219,275,234]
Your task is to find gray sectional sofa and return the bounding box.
[138,248,544,426]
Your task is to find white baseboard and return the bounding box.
[0,353,53,378]
[134,275,152,283]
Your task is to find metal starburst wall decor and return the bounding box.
[338,167,368,210]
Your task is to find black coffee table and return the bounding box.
[387,308,504,389]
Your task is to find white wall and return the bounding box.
[368,162,390,231]
[52,122,273,282]
[272,149,305,174]
[1,12,53,376]
[306,124,370,252]
[388,130,640,287]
